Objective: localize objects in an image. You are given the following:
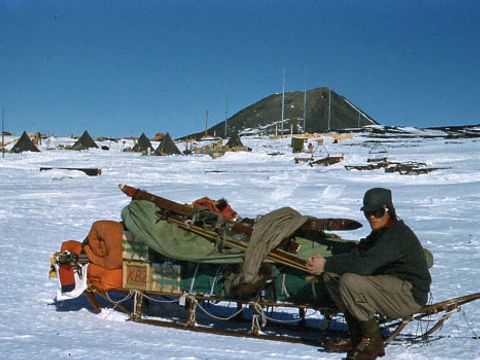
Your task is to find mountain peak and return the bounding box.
[182,88,378,139]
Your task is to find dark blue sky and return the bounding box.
[1,0,479,137]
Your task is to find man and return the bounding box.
[306,188,431,360]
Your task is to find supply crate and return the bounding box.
[150,263,182,294]
[122,231,149,261]
[122,261,150,290]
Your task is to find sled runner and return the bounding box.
[50,185,479,349]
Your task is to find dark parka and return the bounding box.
[324,220,432,306]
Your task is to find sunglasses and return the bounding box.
[364,207,388,218]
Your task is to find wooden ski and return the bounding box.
[118,184,362,234]
[118,184,365,271]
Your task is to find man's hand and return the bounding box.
[306,254,326,275]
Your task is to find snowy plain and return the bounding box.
[1,129,480,360]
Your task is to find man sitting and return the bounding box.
[306,188,431,360]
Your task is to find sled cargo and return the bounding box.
[50,185,480,349]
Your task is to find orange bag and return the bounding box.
[87,264,123,292]
[192,197,238,220]
[83,220,124,269]
[59,240,83,292]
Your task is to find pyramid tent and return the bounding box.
[10,131,40,153]
[225,133,245,148]
[132,133,154,153]
[154,132,182,156]
[71,131,98,150]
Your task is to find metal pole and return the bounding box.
[224,91,228,138]
[327,88,331,131]
[205,110,209,137]
[1,106,4,158]
[281,68,285,137]
[303,67,307,133]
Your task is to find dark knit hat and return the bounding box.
[361,188,393,212]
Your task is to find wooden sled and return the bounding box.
[51,185,478,349]
[78,283,480,348]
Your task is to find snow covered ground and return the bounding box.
[1,130,480,359]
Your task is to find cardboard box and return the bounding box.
[122,231,149,261]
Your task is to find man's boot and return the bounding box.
[347,318,385,360]
[345,312,363,349]
[319,312,362,353]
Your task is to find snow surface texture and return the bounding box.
[1,131,480,359]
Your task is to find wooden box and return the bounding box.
[122,261,150,290]
[150,263,182,294]
[122,231,149,261]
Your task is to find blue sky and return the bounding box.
[1,0,479,138]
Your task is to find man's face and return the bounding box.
[364,206,390,231]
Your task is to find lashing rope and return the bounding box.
[104,289,134,305]
[209,266,222,296]
[280,274,290,298]
[189,264,200,293]
[140,291,178,304]
[195,300,245,321]
[460,307,480,339]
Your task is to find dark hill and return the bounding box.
[181,87,378,140]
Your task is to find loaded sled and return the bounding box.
[50,185,480,350]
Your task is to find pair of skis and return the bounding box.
[118,184,362,272]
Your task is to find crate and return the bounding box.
[150,263,182,294]
[122,261,150,290]
[122,231,149,261]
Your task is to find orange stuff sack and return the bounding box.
[87,264,123,292]
[83,220,124,269]
[59,240,83,292]
[192,197,238,220]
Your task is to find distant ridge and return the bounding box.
[180,87,378,139]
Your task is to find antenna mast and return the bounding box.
[205,110,209,137]
[224,79,229,138]
[281,68,285,137]
[303,67,307,133]
[1,107,4,158]
[327,88,332,131]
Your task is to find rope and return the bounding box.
[251,314,262,334]
[209,266,221,296]
[253,303,267,327]
[189,264,200,293]
[262,308,320,324]
[133,290,139,316]
[280,274,290,298]
[393,307,459,343]
[460,307,480,339]
[415,308,458,323]
[104,290,134,305]
[195,301,245,321]
[140,291,178,304]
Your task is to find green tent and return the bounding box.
[154,132,181,156]
[10,131,40,153]
[132,133,154,153]
[71,131,98,150]
[225,133,245,148]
